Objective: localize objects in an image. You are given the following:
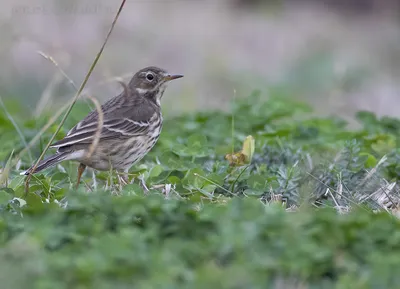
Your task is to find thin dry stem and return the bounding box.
[326,188,343,214]
[193,173,234,196]
[357,182,397,208]
[37,51,76,89]
[24,0,127,194]
[95,72,133,87]
[85,94,103,159]
[116,78,131,99]
[359,155,388,186]
[305,171,370,212]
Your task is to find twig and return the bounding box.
[85,95,103,159]
[24,0,127,194]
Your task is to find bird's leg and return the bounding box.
[122,169,129,184]
[76,163,87,189]
[138,174,149,192]
[117,174,128,187]
[117,169,129,190]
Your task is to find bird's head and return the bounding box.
[129,66,183,105]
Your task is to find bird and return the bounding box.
[23,66,183,188]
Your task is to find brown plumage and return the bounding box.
[23,66,183,187]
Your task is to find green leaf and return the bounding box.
[359,152,377,168]
[246,174,267,191]
[0,187,14,204]
[121,184,145,196]
[187,134,208,149]
[148,165,164,178]
[23,193,46,213]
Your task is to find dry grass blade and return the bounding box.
[359,155,388,187]
[193,173,234,196]
[24,0,127,194]
[37,51,76,89]
[94,72,133,87]
[357,182,397,209]
[305,171,370,212]
[326,188,344,214]
[85,95,103,159]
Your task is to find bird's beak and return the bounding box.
[163,74,184,82]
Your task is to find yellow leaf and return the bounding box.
[225,135,255,166]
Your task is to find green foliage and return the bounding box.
[1,91,400,287]
[1,193,400,288]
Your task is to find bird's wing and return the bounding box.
[50,117,155,148]
[51,89,160,149]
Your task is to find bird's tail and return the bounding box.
[22,152,70,175]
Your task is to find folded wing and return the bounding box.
[51,117,152,148]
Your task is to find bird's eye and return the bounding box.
[146,73,154,81]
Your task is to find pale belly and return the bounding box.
[80,134,160,172]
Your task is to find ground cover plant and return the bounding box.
[1,87,400,288]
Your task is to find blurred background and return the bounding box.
[0,0,399,122]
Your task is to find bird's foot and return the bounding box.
[116,172,130,191]
[117,174,128,185]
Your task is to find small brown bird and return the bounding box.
[23,66,183,187]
